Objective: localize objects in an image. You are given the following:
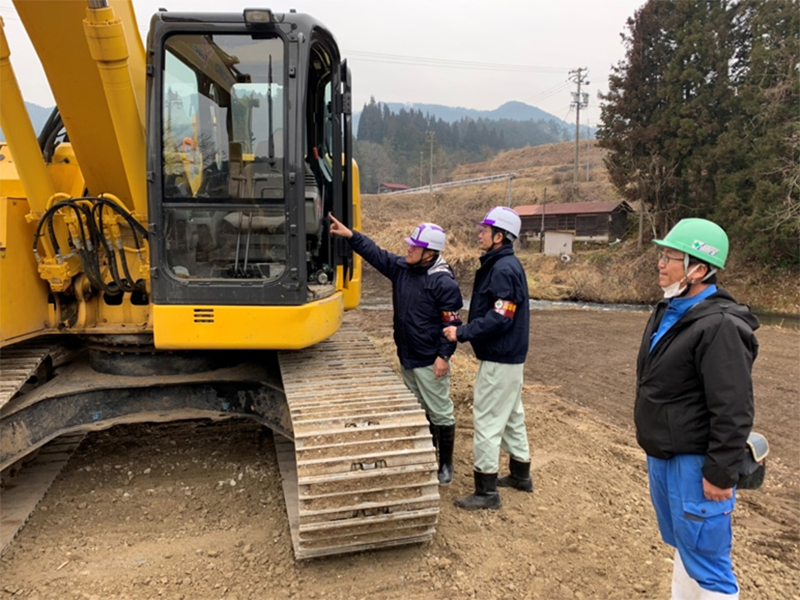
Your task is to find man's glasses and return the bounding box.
[658,252,685,264]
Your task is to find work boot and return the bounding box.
[426,415,437,448]
[435,424,455,485]
[454,471,501,511]
[497,457,534,493]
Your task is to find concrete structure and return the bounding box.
[543,231,573,256]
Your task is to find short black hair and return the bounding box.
[491,226,515,246]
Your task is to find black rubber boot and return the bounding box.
[454,471,501,510]
[435,424,455,485]
[426,415,437,448]
[497,457,534,493]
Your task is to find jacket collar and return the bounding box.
[654,287,760,331]
[479,244,514,267]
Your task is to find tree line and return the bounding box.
[354,98,569,195]
[597,0,798,266]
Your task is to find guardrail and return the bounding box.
[383,173,515,195]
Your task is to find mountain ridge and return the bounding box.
[353,99,594,138]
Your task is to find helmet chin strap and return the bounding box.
[683,256,717,285]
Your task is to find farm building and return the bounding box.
[515,200,633,242]
[377,182,411,194]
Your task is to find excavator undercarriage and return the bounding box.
[0,323,440,559]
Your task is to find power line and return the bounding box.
[343,50,567,74]
[568,67,590,183]
[490,81,571,120]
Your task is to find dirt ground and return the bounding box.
[1,269,798,600]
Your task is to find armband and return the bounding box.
[493,299,517,318]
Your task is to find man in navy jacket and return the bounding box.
[329,215,463,484]
[444,206,532,510]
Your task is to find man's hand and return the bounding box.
[443,326,458,342]
[329,213,353,239]
[703,477,733,501]
[433,357,449,379]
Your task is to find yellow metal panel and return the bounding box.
[12,0,146,212]
[153,294,345,350]
[0,197,52,344]
[343,160,362,310]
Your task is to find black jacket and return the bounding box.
[634,288,760,489]
[456,244,529,364]
[349,232,463,369]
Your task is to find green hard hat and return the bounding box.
[654,218,729,269]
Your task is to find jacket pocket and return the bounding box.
[678,498,734,556]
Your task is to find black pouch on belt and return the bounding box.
[738,432,769,490]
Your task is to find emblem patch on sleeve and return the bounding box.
[493,299,517,318]
[441,311,460,323]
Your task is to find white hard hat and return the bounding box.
[405,223,446,252]
[480,206,521,239]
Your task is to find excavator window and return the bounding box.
[159,33,287,281]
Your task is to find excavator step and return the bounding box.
[276,322,439,559]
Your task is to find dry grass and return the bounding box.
[359,142,800,313]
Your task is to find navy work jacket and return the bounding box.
[349,232,463,370]
[456,244,529,364]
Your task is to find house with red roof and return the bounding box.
[515,200,633,242]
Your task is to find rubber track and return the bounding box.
[277,323,439,559]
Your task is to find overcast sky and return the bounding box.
[1,0,645,126]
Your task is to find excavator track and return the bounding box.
[0,338,62,410]
[0,433,85,552]
[1,338,83,553]
[277,323,440,559]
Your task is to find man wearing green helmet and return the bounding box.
[634,218,760,600]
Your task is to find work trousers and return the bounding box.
[401,364,455,426]
[472,360,530,473]
[647,454,739,596]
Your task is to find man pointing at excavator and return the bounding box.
[329,214,463,485]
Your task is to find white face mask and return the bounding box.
[661,264,700,299]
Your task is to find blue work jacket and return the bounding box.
[349,232,463,370]
[456,244,529,364]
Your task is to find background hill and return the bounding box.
[354,99,585,194]
[358,141,799,313]
[352,100,583,134]
[0,102,53,142]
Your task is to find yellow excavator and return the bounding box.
[0,0,438,559]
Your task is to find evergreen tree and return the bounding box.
[598,0,799,265]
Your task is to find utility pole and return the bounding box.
[541,187,547,252]
[507,175,513,207]
[585,122,591,182]
[420,150,423,188]
[426,131,436,192]
[568,67,589,184]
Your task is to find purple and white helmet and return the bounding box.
[480,206,521,239]
[405,223,446,252]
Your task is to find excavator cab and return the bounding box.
[147,10,358,349]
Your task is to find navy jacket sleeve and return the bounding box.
[697,314,758,488]
[348,231,401,281]
[431,275,463,358]
[457,267,517,343]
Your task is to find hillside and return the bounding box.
[360,141,800,313]
[353,100,570,134]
